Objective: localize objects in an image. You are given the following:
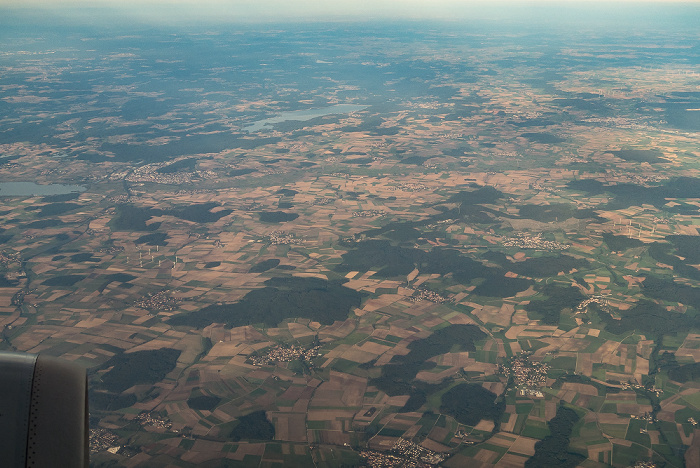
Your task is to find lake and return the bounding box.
[243,104,367,132]
[0,181,87,196]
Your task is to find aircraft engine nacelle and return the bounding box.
[0,352,88,467]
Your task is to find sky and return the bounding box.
[1,0,699,25]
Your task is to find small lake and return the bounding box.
[0,181,87,196]
[243,104,367,132]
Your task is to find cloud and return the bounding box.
[1,0,698,25]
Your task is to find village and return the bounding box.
[359,438,447,468]
[499,352,550,390]
[500,233,570,251]
[247,344,321,366]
